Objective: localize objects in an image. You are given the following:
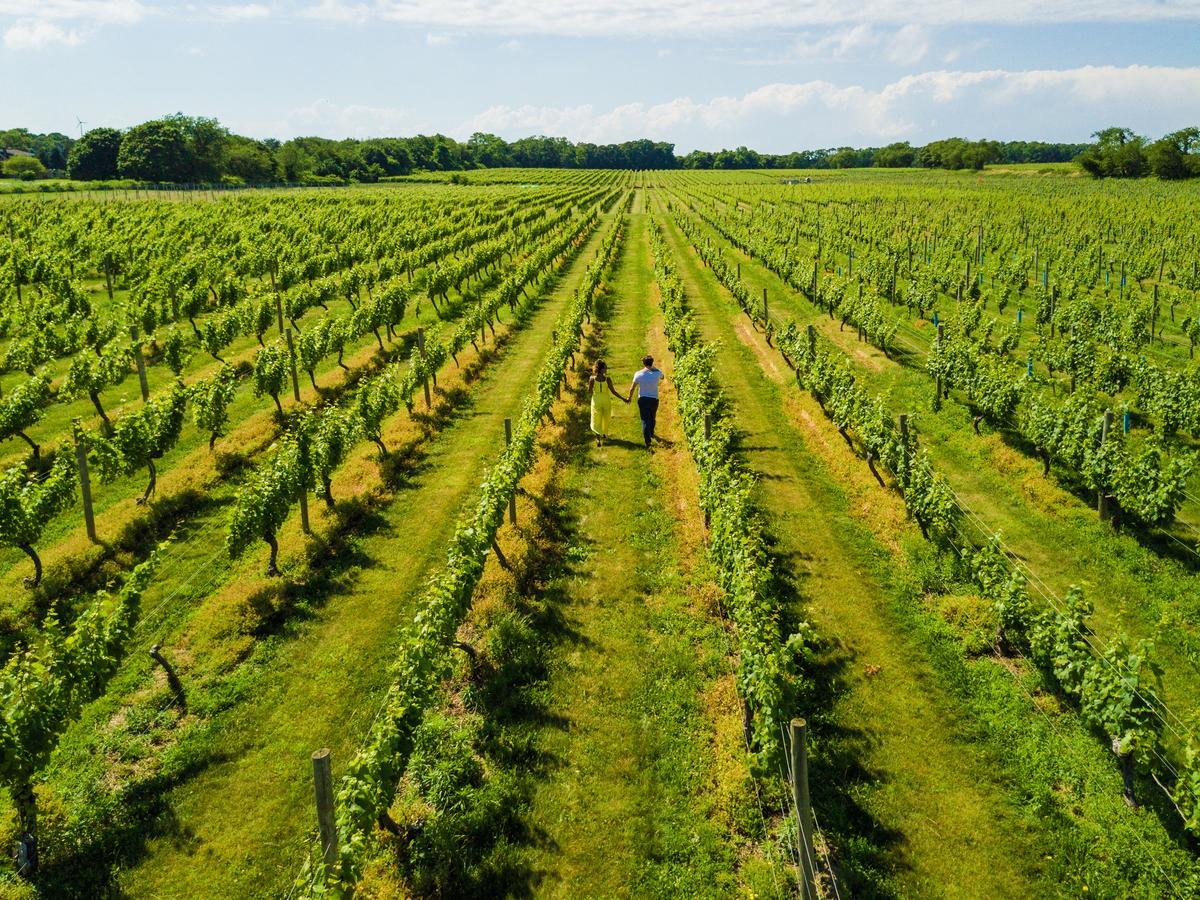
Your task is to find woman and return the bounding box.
[588,359,628,446]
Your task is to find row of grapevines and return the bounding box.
[300,199,629,893]
[226,198,615,576]
[0,552,160,877]
[671,199,1193,826]
[671,195,1198,533]
[648,214,807,764]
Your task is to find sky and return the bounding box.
[2,1,1200,152]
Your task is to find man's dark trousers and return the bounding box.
[638,396,659,447]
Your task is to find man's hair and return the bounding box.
[642,355,654,367]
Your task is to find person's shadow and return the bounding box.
[595,436,643,450]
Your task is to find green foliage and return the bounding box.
[649,215,808,765]
[61,342,130,427]
[0,553,160,865]
[226,439,300,572]
[0,374,51,454]
[301,406,360,507]
[66,128,121,180]
[964,538,1168,801]
[90,381,189,501]
[2,156,48,180]
[253,341,289,414]
[301,203,629,894]
[353,366,400,455]
[159,326,191,377]
[0,452,76,585]
[116,119,191,182]
[1077,127,1150,179]
[191,364,239,450]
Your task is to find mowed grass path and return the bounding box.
[116,209,624,899]
[518,207,761,897]
[652,194,1050,898]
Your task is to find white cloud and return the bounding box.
[210,3,272,21]
[0,0,147,48]
[499,38,523,51]
[779,24,877,62]
[456,64,1200,148]
[3,19,84,48]
[749,24,927,65]
[284,98,412,138]
[307,0,1200,34]
[885,24,929,65]
[656,47,671,58]
[943,38,990,64]
[0,0,147,25]
[298,0,370,23]
[425,31,458,46]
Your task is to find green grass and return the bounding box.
[673,202,1200,752]
[514,207,755,896]
[654,191,1200,896]
[9,178,1200,898]
[0,204,624,899]
[652,194,1053,897]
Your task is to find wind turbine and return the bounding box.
[76,117,86,138]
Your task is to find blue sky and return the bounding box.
[3,1,1200,151]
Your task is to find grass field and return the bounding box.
[2,171,1199,898]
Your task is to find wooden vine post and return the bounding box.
[130,326,150,401]
[703,414,712,529]
[934,325,944,400]
[790,718,817,900]
[1098,410,1113,521]
[285,328,301,402]
[416,327,432,406]
[504,418,516,524]
[73,419,98,543]
[312,748,339,867]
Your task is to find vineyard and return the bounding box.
[1,168,1200,898]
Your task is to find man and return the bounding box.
[628,355,665,449]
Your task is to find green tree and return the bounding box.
[0,129,31,151]
[275,141,315,182]
[874,142,916,168]
[467,132,514,168]
[1,156,47,180]
[117,119,189,182]
[1147,127,1200,180]
[192,365,239,451]
[253,341,290,416]
[226,440,299,576]
[1077,127,1149,178]
[91,381,189,503]
[61,343,130,432]
[225,136,276,182]
[66,127,120,181]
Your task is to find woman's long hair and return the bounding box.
[591,359,607,378]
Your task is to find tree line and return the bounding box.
[1,115,1195,182]
[678,137,1087,171]
[1,117,677,183]
[1077,126,1200,179]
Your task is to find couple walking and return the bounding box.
[588,355,665,449]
